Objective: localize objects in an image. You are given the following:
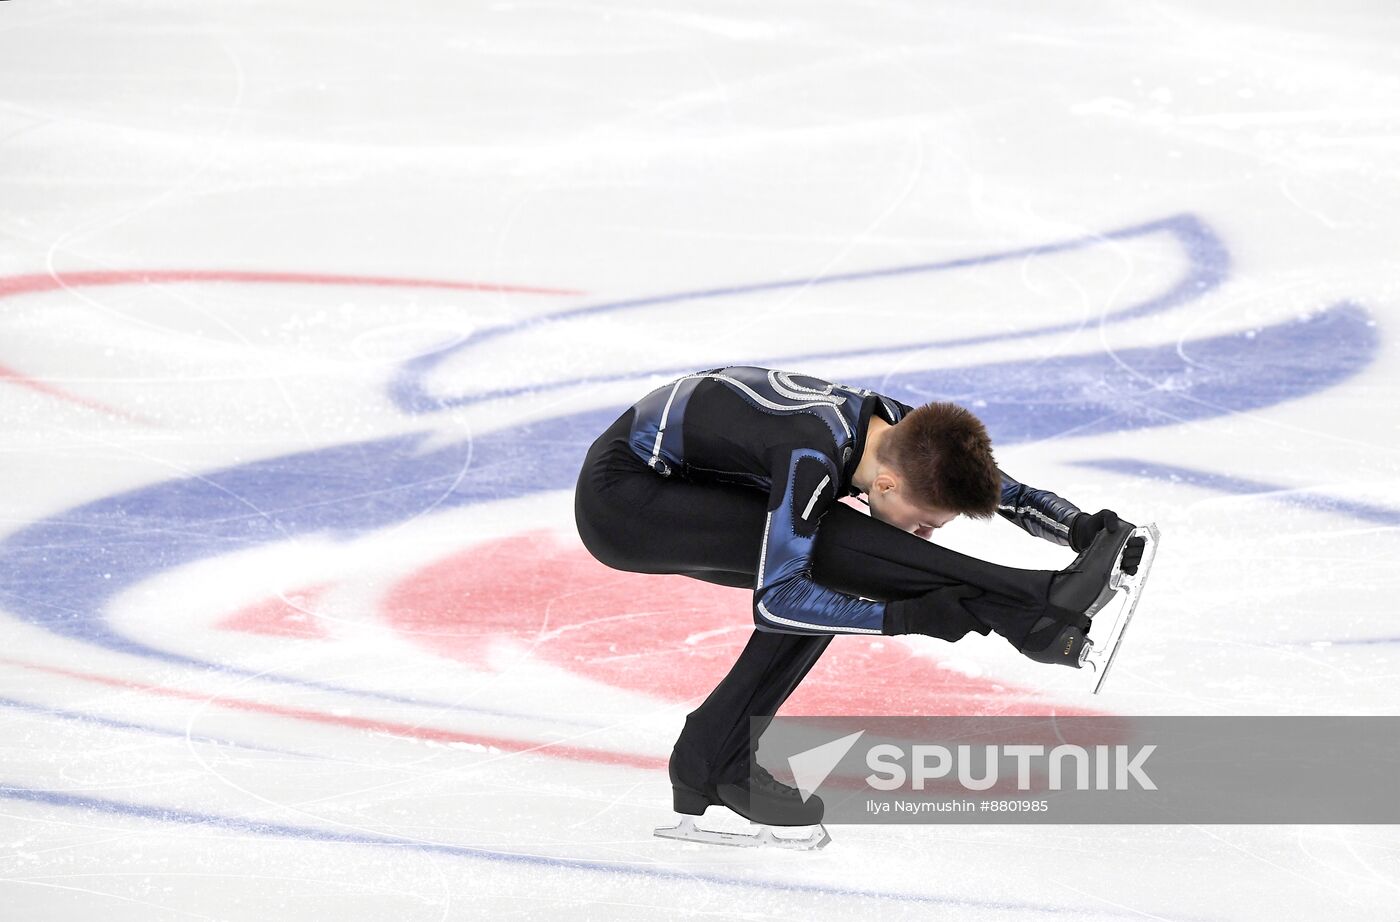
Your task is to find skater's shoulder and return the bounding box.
[689,366,906,411]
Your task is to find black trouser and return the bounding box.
[573,409,1053,791]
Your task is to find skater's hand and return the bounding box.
[882,585,991,642]
[1070,509,1145,574]
[1120,533,1145,575]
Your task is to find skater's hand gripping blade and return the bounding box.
[1082,523,1161,695]
[654,815,831,850]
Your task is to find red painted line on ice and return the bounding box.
[0,269,585,299]
[0,364,150,423]
[0,268,585,423]
[1,657,661,772]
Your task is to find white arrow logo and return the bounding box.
[787,731,865,802]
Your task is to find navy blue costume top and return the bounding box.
[624,366,1082,636]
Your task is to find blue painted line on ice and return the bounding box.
[853,301,1378,444]
[1071,458,1400,527]
[0,782,1212,919]
[0,414,604,705]
[388,212,1229,412]
[0,300,1378,694]
[0,695,323,760]
[1315,637,1400,646]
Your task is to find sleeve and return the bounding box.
[996,467,1082,546]
[887,396,917,418]
[752,446,888,635]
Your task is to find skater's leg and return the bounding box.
[807,504,1100,658]
[670,629,831,794]
[576,412,832,796]
[810,502,1053,621]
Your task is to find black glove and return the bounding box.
[1069,508,1145,575]
[883,585,991,642]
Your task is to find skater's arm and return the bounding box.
[751,446,888,635]
[995,468,1082,546]
[996,469,1145,569]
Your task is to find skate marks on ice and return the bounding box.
[850,301,1377,444]
[1075,459,1400,648]
[371,530,1103,717]
[0,783,1186,920]
[0,214,1379,693]
[0,694,318,760]
[0,298,1375,694]
[0,214,1380,918]
[388,212,1229,412]
[0,267,582,425]
[0,214,1380,897]
[0,653,655,768]
[1076,458,1400,530]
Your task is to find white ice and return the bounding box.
[1,1,1398,920]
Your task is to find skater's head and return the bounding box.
[863,401,1000,536]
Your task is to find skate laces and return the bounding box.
[750,763,797,795]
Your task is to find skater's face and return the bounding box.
[868,474,958,538]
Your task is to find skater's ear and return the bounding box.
[872,470,900,495]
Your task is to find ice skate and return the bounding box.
[654,763,831,850]
[1080,523,1161,693]
[1017,520,1157,671]
[1019,615,1093,668]
[1048,517,1138,620]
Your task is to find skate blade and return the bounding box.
[1081,523,1161,694]
[653,815,831,850]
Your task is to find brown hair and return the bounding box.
[875,402,1000,517]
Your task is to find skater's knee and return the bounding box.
[575,512,634,571]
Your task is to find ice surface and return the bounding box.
[1,1,1398,919]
